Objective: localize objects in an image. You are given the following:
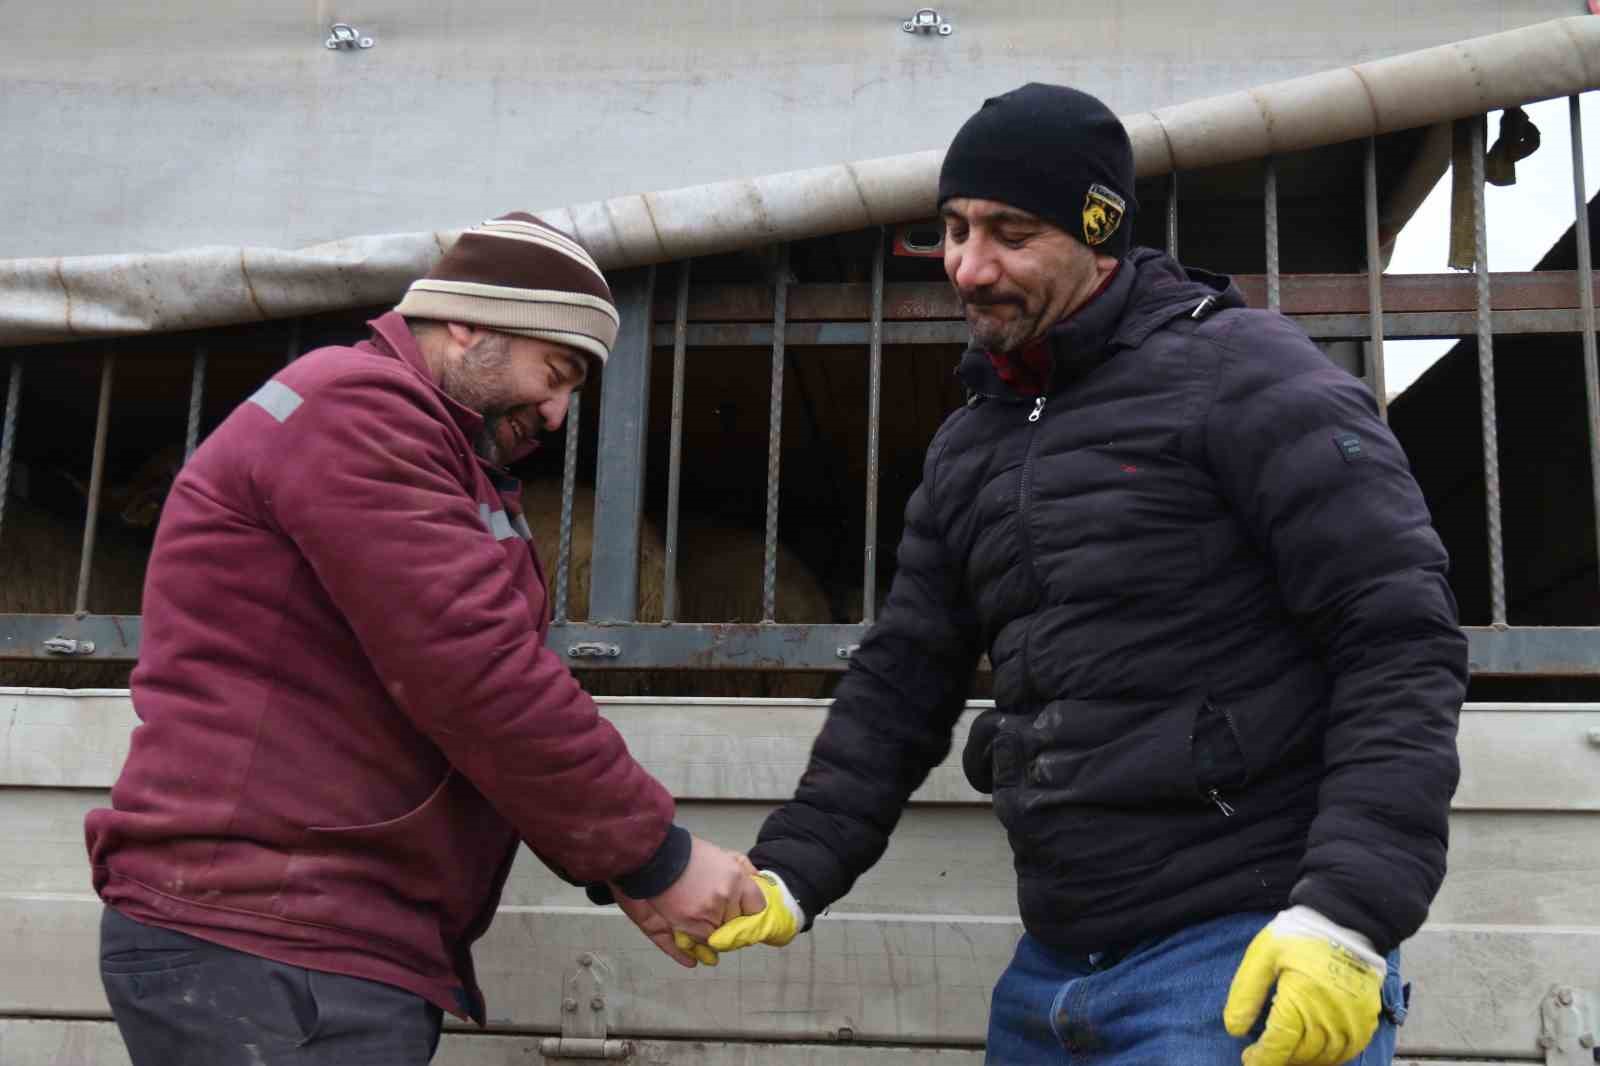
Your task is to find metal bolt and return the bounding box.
[325,22,374,49]
[579,953,594,967]
[1560,988,1576,1007]
[43,637,95,656]
[590,996,605,1011]
[562,998,577,1013]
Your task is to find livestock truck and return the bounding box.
[2,4,1598,1062]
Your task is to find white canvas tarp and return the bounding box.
[2,14,1597,348]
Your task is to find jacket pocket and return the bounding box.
[1021,690,1210,807]
[962,706,1040,795]
[276,770,512,957]
[1191,697,1248,795]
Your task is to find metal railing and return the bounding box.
[2,99,1598,680]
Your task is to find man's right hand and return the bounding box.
[707,871,804,952]
[647,835,766,942]
[613,891,712,968]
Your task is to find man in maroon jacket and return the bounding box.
[85,213,759,1065]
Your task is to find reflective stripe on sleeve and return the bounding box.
[247,380,304,423]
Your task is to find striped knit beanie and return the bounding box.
[395,212,620,365]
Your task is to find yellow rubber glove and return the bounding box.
[1223,906,1386,1066]
[670,931,720,967]
[705,871,804,953]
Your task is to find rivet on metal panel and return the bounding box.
[325,23,374,49]
[589,996,605,1011]
[902,8,952,34]
[562,998,578,1013]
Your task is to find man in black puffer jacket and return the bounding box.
[705,85,1465,1066]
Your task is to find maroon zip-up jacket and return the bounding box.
[85,313,684,1022]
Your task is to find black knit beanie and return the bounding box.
[938,83,1138,259]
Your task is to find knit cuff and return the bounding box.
[613,824,692,900]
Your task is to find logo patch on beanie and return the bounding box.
[1082,184,1126,247]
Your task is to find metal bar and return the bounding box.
[1572,94,1600,599]
[1264,157,1281,312]
[1470,116,1508,626]
[284,318,302,367]
[653,322,970,347]
[1293,309,1594,341]
[1236,270,1600,314]
[550,622,867,672]
[3,610,1596,676]
[74,350,116,616]
[1166,172,1179,258]
[554,391,580,624]
[663,262,691,622]
[184,346,207,462]
[1364,136,1389,418]
[658,272,1600,324]
[590,267,656,623]
[863,230,885,624]
[656,308,1593,350]
[762,245,790,624]
[0,355,21,541]
[0,614,143,662]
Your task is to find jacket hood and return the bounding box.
[1111,247,1244,349]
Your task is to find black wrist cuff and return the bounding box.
[613,824,692,900]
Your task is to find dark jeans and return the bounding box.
[100,906,444,1066]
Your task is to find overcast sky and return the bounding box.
[1383,97,1600,398]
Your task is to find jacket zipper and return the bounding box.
[1016,396,1048,700]
[1204,698,1242,817]
[1016,397,1048,576]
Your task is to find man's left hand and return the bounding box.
[1223,906,1385,1066]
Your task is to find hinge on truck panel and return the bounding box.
[539,952,632,1061]
[1540,986,1599,1065]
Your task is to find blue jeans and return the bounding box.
[986,911,1408,1065]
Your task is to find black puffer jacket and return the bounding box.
[750,248,1465,955]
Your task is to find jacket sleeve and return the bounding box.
[255,367,685,895]
[748,431,983,923]
[1201,312,1466,953]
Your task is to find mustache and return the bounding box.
[957,289,1023,310]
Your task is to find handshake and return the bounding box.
[607,835,805,968]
